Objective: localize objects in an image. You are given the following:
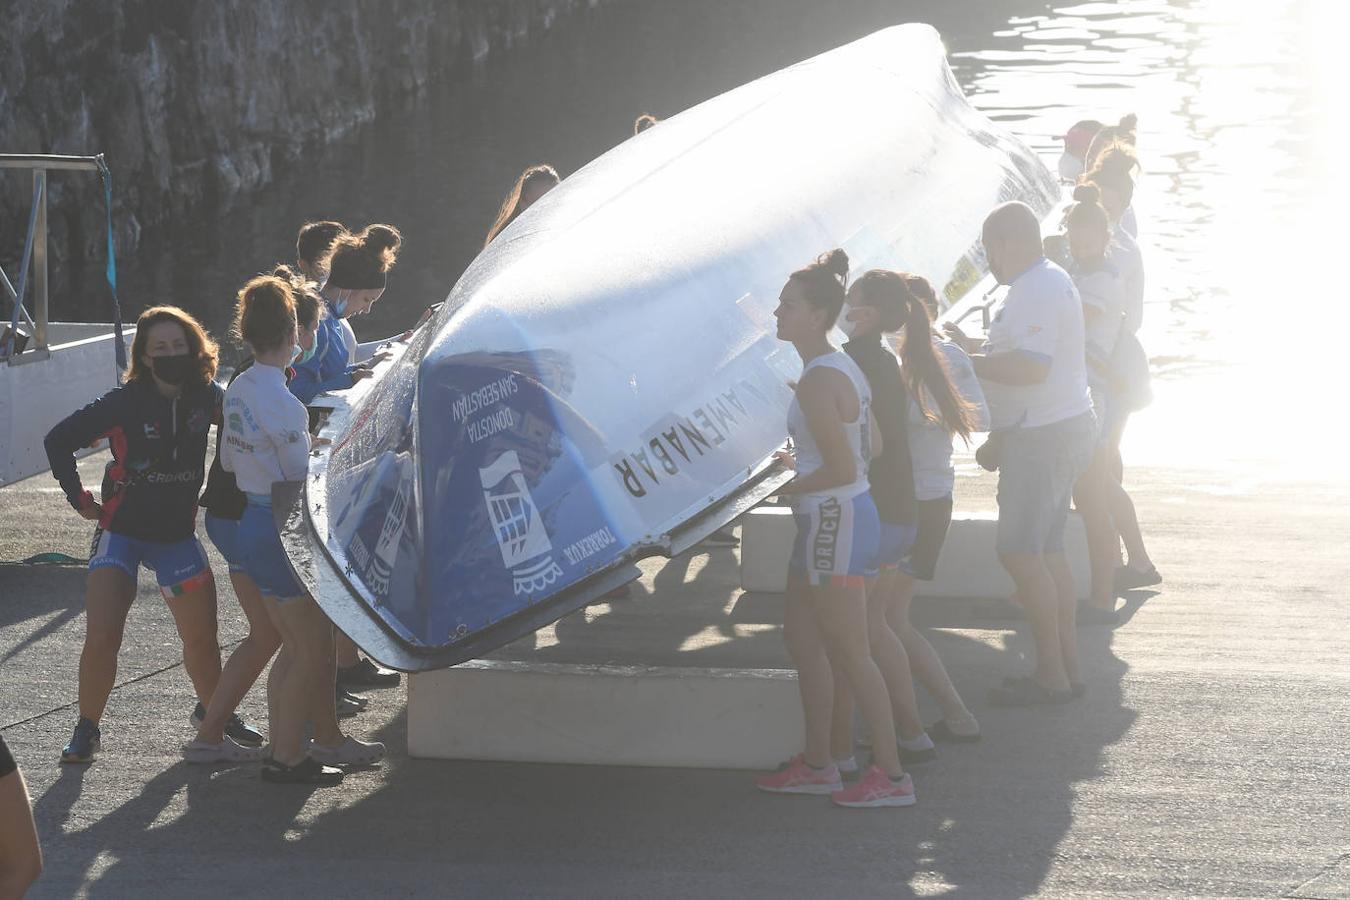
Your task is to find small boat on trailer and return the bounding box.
[282,23,1060,671]
[0,154,130,488]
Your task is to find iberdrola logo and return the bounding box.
[479,450,562,597]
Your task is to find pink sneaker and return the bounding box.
[830,766,916,808]
[755,754,843,794]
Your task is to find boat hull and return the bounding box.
[283,23,1059,670]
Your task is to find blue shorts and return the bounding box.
[89,528,212,598]
[203,512,245,573]
[238,499,306,600]
[877,522,918,572]
[996,413,1096,555]
[789,492,879,588]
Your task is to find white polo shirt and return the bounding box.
[980,258,1092,430]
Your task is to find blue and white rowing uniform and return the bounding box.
[785,350,880,587]
[221,363,311,599]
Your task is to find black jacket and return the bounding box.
[45,377,224,542]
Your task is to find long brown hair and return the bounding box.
[875,272,979,442]
[126,306,219,387]
[484,165,560,248]
[323,224,402,290]
[1084,113,1138,172]
[1082,143,1140,212]
[271,264,325,331]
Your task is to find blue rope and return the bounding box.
[97,157,127,371]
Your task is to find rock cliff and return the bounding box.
[0,0,603,308]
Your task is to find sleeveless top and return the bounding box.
[786,350,872,502]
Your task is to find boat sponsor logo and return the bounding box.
[479,450,562,596]
[453,373,519,423]
[365,459,413,598]
[812,497,841,570]
[611,381,769,500]
[467,406,515,444]
[561,526,617,566]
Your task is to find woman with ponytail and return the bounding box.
[1083,148,1162,593]
[865,273,986,743]
[224,276,384,784]
[754,250,913,809]
[187,267,326,762]
[288,223,401,405]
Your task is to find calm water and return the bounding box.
[101,0,1338,482]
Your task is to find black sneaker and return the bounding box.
[337,657,402,689]
[261,756,344,786]
[61,717,101,764]
[1115,564,1162,592]
[190,703,265,748]
[336,689,365,719]
[898,744,937,765]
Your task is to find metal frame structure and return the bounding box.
[1,154,105,366]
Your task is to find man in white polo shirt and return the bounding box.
[947,202,1096,707]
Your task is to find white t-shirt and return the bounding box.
[787,350,872,502]
[1109,227,1145,334]
[221,363,311,495]
[980,258,1092,430]
[1073,260,1126,389]
[907,338,989,501]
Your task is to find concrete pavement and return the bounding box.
[1,450,1348,898]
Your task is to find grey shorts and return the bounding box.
[996,412,1096,555]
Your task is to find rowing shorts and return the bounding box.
[89,528,212,598]
[203,512,246,573]
[877,521,918,572]
[789,491,879,588]
[237,497,306,600]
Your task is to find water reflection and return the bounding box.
[97,0,1335,481]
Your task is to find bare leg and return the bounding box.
[0,767,42,900]
[1075,449,1118,612]
[887,572,974,727]
[334,629,360,670]
[195,572,282,743]
[784,575,832,768]
[865,570,925,741]
[998,552,1070,692]
[264,594,338,766]
[1045,552,1080,686]
[812,581,903,778]
[78,568,136,723]
[1107,416,1154,572]
[164,572,222,709]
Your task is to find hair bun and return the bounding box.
[819,248,850,281]
[1118,113,1138,131]
[271,263,300,282]
[358,224,402,273]
[1072,183,1101,204]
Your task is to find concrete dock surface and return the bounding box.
[1,449,1348,898]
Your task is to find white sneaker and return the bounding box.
[308,736,386,766]
[834,755,859,775]
[183,736,268,764]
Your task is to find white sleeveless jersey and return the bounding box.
[786,350,872,502]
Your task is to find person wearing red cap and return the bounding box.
[1058,119,1103,182]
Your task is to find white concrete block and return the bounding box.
[408,660,802,770]
[739,505,1090,599]
[738,505,796,592]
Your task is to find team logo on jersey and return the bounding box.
[188,409,210,433]
[479,450,561,597]
[144,422,161,439]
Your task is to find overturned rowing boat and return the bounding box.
[281,23,1059,670]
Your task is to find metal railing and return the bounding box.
[1,154,105,363]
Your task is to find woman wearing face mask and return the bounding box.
[223,276,385,784]
[45,307,226,764]
[288,224,402,405]
[187,268,325,762]
[754,250,914,809]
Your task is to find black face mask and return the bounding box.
[150,354,194,386]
